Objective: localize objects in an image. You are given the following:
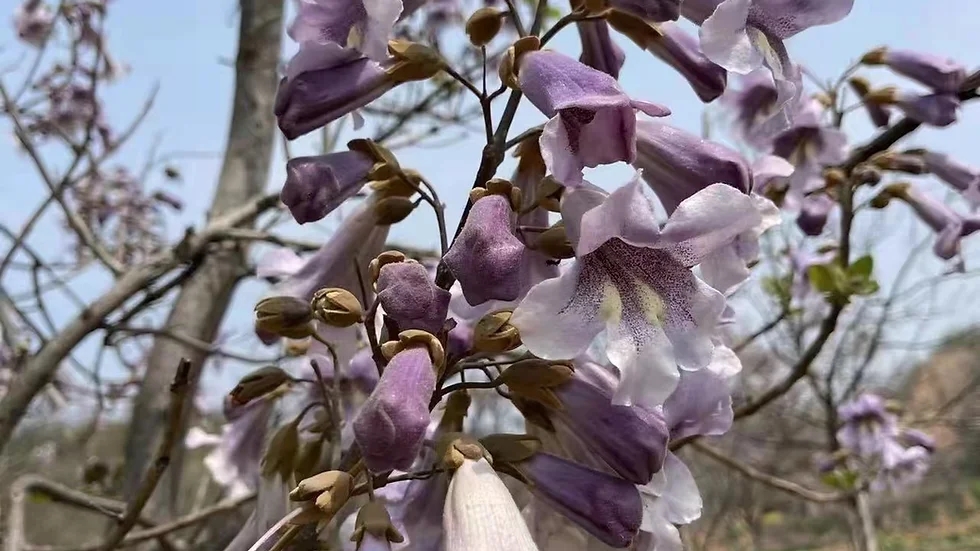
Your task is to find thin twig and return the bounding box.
[97,359,192,551]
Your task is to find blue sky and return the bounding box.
[2,1,979,412]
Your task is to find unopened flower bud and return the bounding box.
[254,296,315,339]
[849,76,891,128]
[312,288,363,327]
[291,470,353,503]
[472,310,522,353]
[498,359,573,409]
[870,151,927,174]
[436,433,489,470]
[479,433,541,464]
[469,178,522,211]
[350,501,405,547]
[379,329,445,371]
[373,195,416,225]
[230,366,290,406]
[498,36,541,90]
[535,222,576,259]
[535,176,563,212]
[386,40,446,83]
[466,7,503,47]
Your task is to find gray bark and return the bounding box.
[121,0,284,515]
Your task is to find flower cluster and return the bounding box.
[210,1,975,550]
[820,394,936,494]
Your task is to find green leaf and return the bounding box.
[808,264,837,294]
[851,280,880,296]
[850,255,874,279]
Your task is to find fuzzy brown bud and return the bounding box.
[860,46,888,66]
[472,310,522,353]
[536,222,576,259]
[498,36,541,90]
[350,501,405,546]
[465,7,503,47]
[230,366,290,406]
[291,470,353,502]
[312,288,364,327]
[369,250,408,283]
[436,432,490,470]
[379,329,446,372]
[374,195,417,225]
[254,296,315,339]
[386,40,446,83]
[498,359,574,409]
[869,151,927,174]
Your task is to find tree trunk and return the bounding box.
[121,0,283,516]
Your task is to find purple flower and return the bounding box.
[377,259,451,334]
[276,43,398,140]
[377,468,448,550]
[512,176,761,407]
[796,193,835,236]
[444,458,538,550]
[899,428,936,453]
[185,396,275,498]
[280,151,373,224]
[551,361,670,484]
[719,69,794,147]
[893,91,960,127]
[609,0,681,22]
[443,192,526,306]
[663,344,741,441]
[518,453,643,548]
[836,393,898,459]
[636,452,703,551]
[921,151,980,209]
[875,183,979,260]
[288,0,402,61]
[353,346,436,472]
[683,0,853,90]
[770,99,848,200]
[14,0,54,47]
[517,50,670,187]
[862,47,966,93]
[646,22,727,103]
[576,20,625,79]
[873,439,932,493]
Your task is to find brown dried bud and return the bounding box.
[472,310,522,353]
[436,432,490,470]
[469,178,522,211]
[536,222,576,260]
[498,359,574,409]
[860,46,887,65]
[479,433,542,464]
[82,458,110,485]
[465,7,503,47]
[869,151,927,174]
[312,288,364,327]
[291,470,353,502]
[498,35,541,90]
[262,421,300,481]
[869,182,911,209]
[863,86,898,105]
[293,439,324,481]
[374,195,417,225]
[350,501,405,546]
[606,10,661,50]
[848,76,873,97]
[386,40,446,83]
[254,296,315,339]
[369,250,408,283]
[230,366,291,406]
[380,329,446,372]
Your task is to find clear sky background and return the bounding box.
[2,0,979,415]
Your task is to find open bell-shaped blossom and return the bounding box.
[796,192,835,236]
[444,457,539,551]
[872,438,932,493]
[276,42,401,140]
[288,0,402,61]
[443,192,526,306]
[517,50,670,186]
[646,22,727,103]
[353,345,438,472]
[682,0,852,109]
[770,98,848,201]
[836,393,898,459]
[576,20,625,79]
[516,453,644,548]
[719,69,795,147]
[513,175,761,407]
[862,47,967,93]
[550,359,670,484]
[920,151,980,210]
[663,344,741,441]
[899,428,936,453]
[634,452,703,551]
[874,183,980,260]
[280,151,374,224]
[377,259,451,335]
[185,396,275,498]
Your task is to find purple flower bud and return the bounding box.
[517,50,670,186]
[921,151,980,209]
[520,453,643,548]
[883,184,976,260]
[576,20,625,79]
[647,22,727,103]
[376,260,451,335]
[553,368,669,484]
[443,194,526,306]
[610,0,681,22]
[893,92,959,127]
[276,43,397,140]
[634,120,750,214]
[796,193,835,236]
[353,346,436,472]
[864,48,966,93]
[281,151,373,224]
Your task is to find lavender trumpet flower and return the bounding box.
[280,151,374,224]
[516,49,670,186]
[575,19,625,79]
[719,69,794,147]
[872,183,980,260]
[861,47,967,93]
[609,0,681,22]
[920,151,980,209]
[512,175,761,407]
[289,0,402,61]
[646,22,727,103]
[14,0,54,47]
[836,393,898,459]
[866,87,960,127]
